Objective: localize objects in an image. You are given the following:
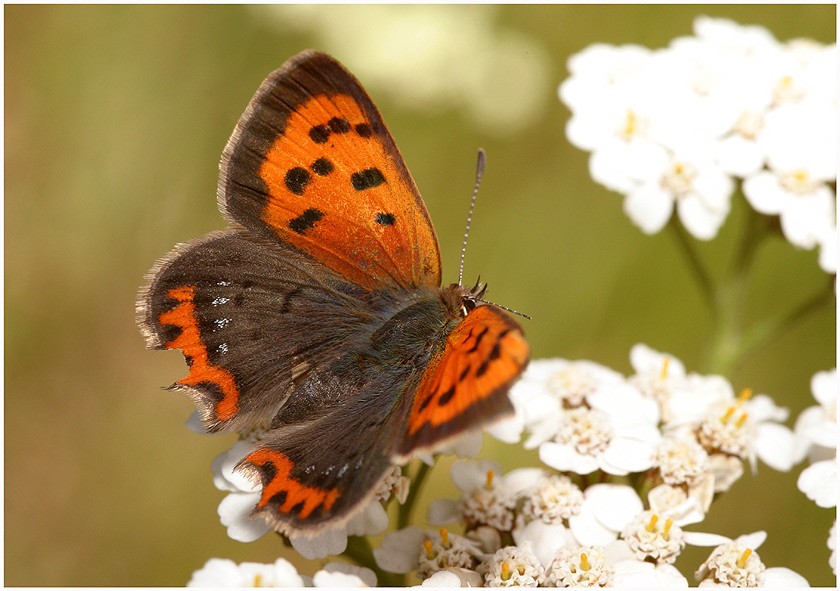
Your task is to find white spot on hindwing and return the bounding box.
[214,318,231,330]
[212,296,230,305]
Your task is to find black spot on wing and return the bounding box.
[351,168,385,191]
[309,124,330,143]
[289,208,324,234]
[418,393,433,413]
[438,384,456,406]
[475,340,502,378]
[376,212,396,226]
[285,167,311,195]
[328,117,351,133]
[466,326,489,353]
[311,157,334,176]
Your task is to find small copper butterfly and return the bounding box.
[137,50,529,536]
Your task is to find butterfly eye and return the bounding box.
[462,298,478,316]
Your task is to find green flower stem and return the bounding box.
[706,273,748,376]
[341,459,434,587]
[737,276,835,365]
[667,217,716,312]
[706,205,786,375]
[670,190,830,376]
[344,535,404,587]
[398,460,432,530]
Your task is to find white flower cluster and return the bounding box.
[501,344,797,494]
[187,556,376,587]
[372,463,807,587]
[367,343,812,586]
[793,368,837,575]
[560,16,836,272]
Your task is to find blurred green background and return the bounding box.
[5,4,835,586]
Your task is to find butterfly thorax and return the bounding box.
[366,286,465,368]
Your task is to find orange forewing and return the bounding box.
[219,51,441,292]
[257,92,439,291]
[401,305,529,454]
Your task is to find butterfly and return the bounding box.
[137,50,529,537]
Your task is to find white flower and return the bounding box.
[212,441,272,543]
[818,224,837,273]
[543,545,615,587]
[427,459,542,531]
[696,388,796,473]
[418,568,483,587]
[373,526,483,578]
[482,542,544,587]
[707,453,745,493]
[288,528,349,562]
[415,431,485,465]
[623,145,734,240]
[691,17,782,60]
[560,43,653,117]
[187,557,374,587]
[311,563,377,587]
[773,40,837,107]
[654,434,710,487]
[683,18,783,177]
[647,483,712,527]
[629,344,735,430]
[512,519,576,569]
[611,558,690,588]
[373,527,428,574]
[694,533,809,587]
[743,101,837,250]
[467,525,504,555]
[567,483,644,546]
[560,16,836,244]
[664,373,736,429]
[415,529,484,581]
[536,381,661,476]
[829,521,837,575]
[520,473,584,525]
[797,461,837,509]
[695,541,765,587]
[606,538,691,587]
[187,557,304,587]
[794,369,837,462]
[491,358,626,444]
[620,510,686,565]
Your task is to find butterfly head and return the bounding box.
[442,278,488,318]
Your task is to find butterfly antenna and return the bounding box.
[456,151,532,320]
[473,297,532,320]
[458,148,486,287]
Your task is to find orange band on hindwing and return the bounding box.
[157,285,240,422]
[244,448,341,519]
